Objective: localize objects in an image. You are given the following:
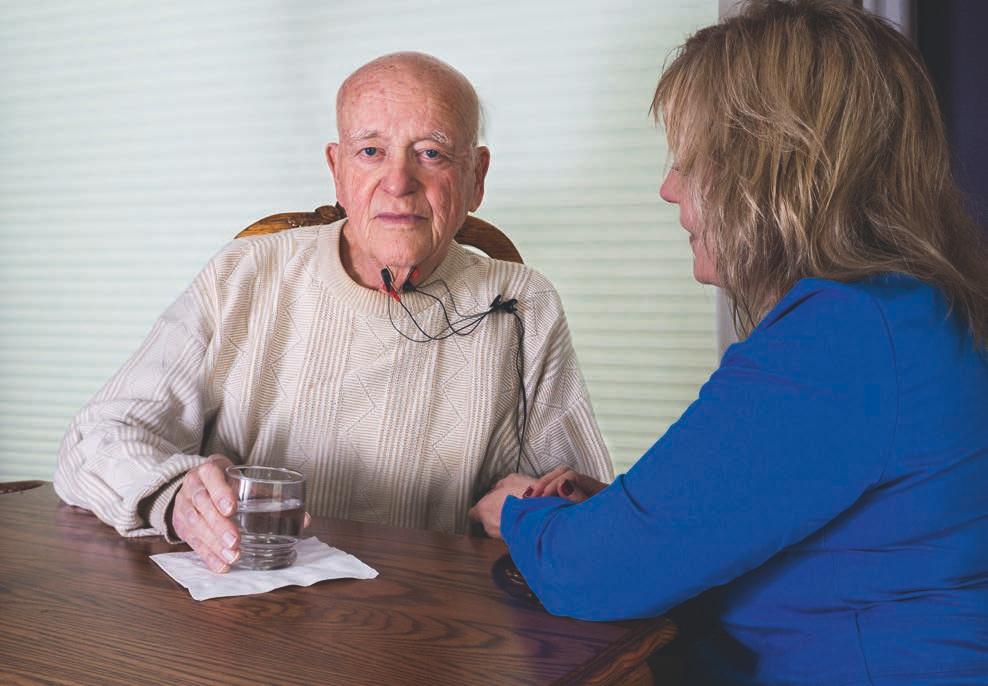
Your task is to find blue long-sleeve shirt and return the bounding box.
[502,275,988,685]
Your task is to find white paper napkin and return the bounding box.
[151,537,379,601]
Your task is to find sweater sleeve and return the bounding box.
[485,281,613,486]
[52,246,236,539]
[501,281,898,620]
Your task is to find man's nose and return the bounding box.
[381,153,419,196]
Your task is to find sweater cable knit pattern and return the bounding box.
[55,219,612,537]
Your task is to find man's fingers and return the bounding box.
[493,473,535,492]
[186,510,239,572]
[174,497,237,573]
[192,457,240,553]
[191,486,214,514]
[173,458,240,574]
[184,493,238,544]
[200,455,236,517]
[185,481,239,546]
[198,524,240,570]
[468,489,505,539]
[191,535,234,573]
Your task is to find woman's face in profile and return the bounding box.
[659,167,721,286]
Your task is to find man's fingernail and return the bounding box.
[193,490,211,509]
[220,498,234,515]
[222,548,238,564]
[522,487,533,498]
[561,480,574,496]
[222,531,237,548]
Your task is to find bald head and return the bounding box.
[336,52,481,147]
[325,52,491,292]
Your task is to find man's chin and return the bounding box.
[375,242,451,278]
[374,246,432,270]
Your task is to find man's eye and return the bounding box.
[360,147,379,157]
[421,149,441,160]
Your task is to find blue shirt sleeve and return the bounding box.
[502,280,899,620]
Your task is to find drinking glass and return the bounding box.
[226,466,306,571]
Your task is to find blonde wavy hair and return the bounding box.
[652,0,988,346]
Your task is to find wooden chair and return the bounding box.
[0,480,45,495]
[236,203,523,264]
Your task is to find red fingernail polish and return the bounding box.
[523,486,533,498]
[561,480,574,496]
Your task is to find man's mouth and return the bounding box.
[376,212,427,224]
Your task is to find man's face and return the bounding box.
[327,72,490,282]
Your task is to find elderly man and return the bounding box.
[54,52,612,572]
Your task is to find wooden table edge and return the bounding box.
[554,615,677,685]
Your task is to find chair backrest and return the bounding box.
[0,480,45,495]
[236,203,523,264]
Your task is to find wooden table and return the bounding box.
[0,484,676,685]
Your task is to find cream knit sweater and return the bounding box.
[54,220,612,537]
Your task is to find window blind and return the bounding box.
[0,0,719,480]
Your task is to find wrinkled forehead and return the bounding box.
[337,68,477,147]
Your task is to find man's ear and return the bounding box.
[325,142,345,206]
[469,146,491,212]
[326,142,339,176]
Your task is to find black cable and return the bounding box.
[508,309,536,475]
[384,274,534,475]
[389,292,490,342]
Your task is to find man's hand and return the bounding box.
[529,465,608,503]
[468,473,535,539]
[172,454,240,573]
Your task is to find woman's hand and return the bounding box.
[529,465,608,503]
[468,473,535,539]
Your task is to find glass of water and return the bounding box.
[226,466,306,571]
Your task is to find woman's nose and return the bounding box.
[659,168,681,204]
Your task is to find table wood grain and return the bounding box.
[0,484,675,685]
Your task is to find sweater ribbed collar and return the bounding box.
[315,218,476,318]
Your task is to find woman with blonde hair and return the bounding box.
[470,1,988,682]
